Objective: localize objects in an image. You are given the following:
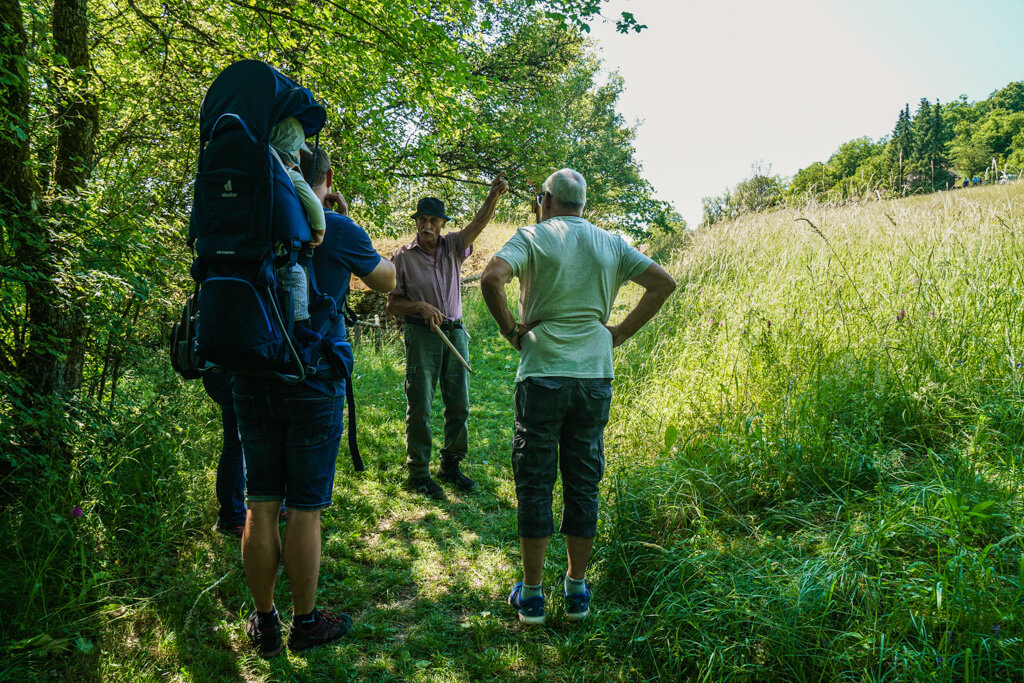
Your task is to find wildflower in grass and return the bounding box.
[936,656,944,666]
[72,505,83,518]
[897,309,906,322]
[993,623,1002,634]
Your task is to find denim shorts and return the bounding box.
[512,376,613,538]
[233,376,344,510]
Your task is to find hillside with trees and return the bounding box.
[702,81,1024,226]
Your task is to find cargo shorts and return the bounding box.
[511,376,613,538]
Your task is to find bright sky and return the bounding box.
[591,0,1024,227]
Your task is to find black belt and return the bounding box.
[405,316,463,331]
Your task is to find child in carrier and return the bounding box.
[269,116,326,325]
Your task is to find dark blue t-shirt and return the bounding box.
[306,210,382,396]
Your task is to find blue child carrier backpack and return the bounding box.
[186,60,363,469]
[189,59,327,382]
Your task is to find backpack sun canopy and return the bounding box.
[199,60,326,144]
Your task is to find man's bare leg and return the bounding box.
[566,535,594,581]
[521,536,550,585]
[242,501,283,612]
[283,508,322,616]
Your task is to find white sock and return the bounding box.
[522,582,543,600]
[565,574,587,595]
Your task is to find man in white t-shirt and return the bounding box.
[481,168,676,624]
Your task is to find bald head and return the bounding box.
[543,168,587,214]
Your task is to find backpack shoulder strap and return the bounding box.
[340,358,363,472]
[303,260,361,471]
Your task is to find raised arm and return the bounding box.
[458,173,509,247]
[604,263,676,348]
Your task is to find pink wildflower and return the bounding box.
[72,506,83,518]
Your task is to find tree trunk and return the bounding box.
[39,0,98,398]
[2,0,47,387]
[2,0,48,480]
[0,0,36,209]
[2,0,97,470]
[53,0,97,191]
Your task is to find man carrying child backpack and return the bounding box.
[187,61,395,658]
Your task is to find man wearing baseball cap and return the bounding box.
[387,173,508,499]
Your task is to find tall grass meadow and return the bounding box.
[603,183,1024,680]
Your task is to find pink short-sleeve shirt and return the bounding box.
[391,232,472,321]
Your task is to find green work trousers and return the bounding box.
[403,322,470,478]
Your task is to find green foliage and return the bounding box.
[789,137,887,203]
[701,163,783,227]
[952,110,1024,178]
[701,188,733,227]
[787,160,826,200]
[732,168,785,214]
[985,80,1024,114]
[403,17,677,237]
[0,0,672,487]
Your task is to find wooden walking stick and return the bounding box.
[431,322,472,373]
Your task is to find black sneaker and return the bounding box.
[246,610,283,659]
[288,608,352,654]
[438,463,477,491]
[408,475,446,500]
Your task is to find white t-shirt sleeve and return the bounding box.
[494,228,531,277]
[617,236,654,284]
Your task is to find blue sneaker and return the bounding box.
[564,585,592,621]
[508,582,545,624]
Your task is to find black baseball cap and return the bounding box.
[411,197,450,220]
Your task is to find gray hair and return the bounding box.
[543,168,587,210]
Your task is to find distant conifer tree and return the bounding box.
[889,104,913,192]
